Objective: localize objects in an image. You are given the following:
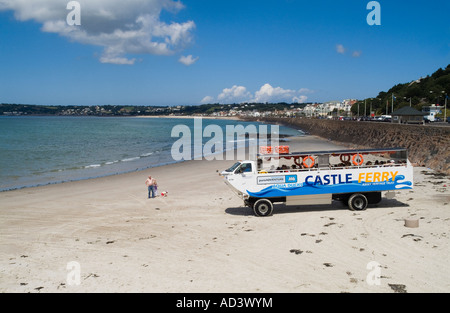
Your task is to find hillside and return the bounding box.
[353,64,450,115]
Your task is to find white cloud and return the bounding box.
[217,85,252,104]
[252,83,299,103]
[336,44,363,58]
[0,0,195,65]
[100,55,136,65]
[203,83,310,104]
[292,95,308,103]
[178,54,199,66]
[336,44,346,54]
[201,96,214,104]
[352,50,362,58]
[298,88,313,94]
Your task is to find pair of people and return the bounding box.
[145,175,158,199]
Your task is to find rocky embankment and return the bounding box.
[247,117,450,175]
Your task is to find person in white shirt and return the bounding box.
[145,175,156,199]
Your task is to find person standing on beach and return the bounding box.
[145,175,156,199]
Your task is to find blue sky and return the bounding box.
[0,0,449,106]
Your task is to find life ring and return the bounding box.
[303,156,315,168]
[259,171,268,174]
[352,154,364,166]
[340,154,351,163]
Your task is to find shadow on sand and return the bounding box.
[225,199,409,216]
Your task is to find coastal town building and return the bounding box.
[391,106,426,124]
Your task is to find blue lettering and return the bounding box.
[314,176,323,185]
[306,174,352,186]
[331,174,338,184]
[346,174,352,184]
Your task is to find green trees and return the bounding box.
[361,64,449,113]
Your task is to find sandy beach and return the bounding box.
[0,135,449,293]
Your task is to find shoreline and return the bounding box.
[0,132,299,193]
[1,134,449,293]
[0,116,267,193]
[135,115,243,120]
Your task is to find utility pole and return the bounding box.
[364,99,367,117]
[392,93,394,114]
[445,93,448,122]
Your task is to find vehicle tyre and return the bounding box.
[253,199,274,217]
[348,193,368,211]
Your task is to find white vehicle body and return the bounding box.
[423,105,443,122]
[223,148,413,216]
[424,112,437,122]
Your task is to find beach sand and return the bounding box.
[0,135,449,293]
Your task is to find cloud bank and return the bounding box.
[0,0,196,65]
[202,83,312,104]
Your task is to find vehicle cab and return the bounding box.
[221,161,256,176]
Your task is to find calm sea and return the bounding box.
[0,116,302,191]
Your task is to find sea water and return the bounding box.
[0,116,301,191]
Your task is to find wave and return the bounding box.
[105,160,119,165]
[122,157,141,162]
[85,164,102,169]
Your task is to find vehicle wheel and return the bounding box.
[348,193,368,211]
[253,199,274,217]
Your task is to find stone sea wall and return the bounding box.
[247,117,450,175]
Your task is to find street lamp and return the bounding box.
[443,91,448,122]
[365,99,368,117]
[404,97,412,107]
[430,90,439,105]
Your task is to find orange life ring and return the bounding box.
[303,156,315,168]
[352,154,364,166]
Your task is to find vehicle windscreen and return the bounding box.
[226,162,241,172]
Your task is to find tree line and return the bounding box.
[352,64,450,115]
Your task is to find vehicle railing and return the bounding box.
[258,163,407,174]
